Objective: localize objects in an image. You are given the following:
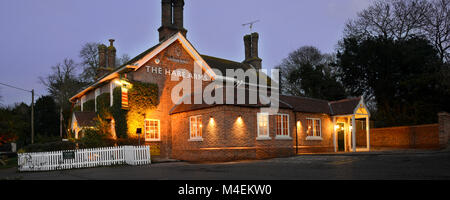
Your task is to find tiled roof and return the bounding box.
[329,97,362,115]
[73,112,97,127]
[279,95,332,114]
[170,90,362,116]
[169,88,292,115]
[200,55,252,75]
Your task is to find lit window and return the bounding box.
[257,113,269,139]
[306,118,322,138]
[190,116,203,141]
[276,114,290,137]
[145,119,160,141]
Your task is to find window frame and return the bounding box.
[144,119,161,142]
[306,118,322,140]
[275,114,291,140]
[257,113,271,140]
[189,115,203,142]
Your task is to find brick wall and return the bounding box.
[363,124,439,149]
[356,113,450,149]
[170,106,297,162]
[295,113,334,153]
[438,112,450,148]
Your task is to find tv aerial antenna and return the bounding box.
[242,20,260,32]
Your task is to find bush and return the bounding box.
[116,137,141,146]
[22,141,77,153]
[78,129,116,148]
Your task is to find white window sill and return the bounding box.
[188,138,204,142]
[145,139,161,142]
[256,136,272,141]
[275,136,292,140]
[306,136,323,141]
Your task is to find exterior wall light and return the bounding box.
[237,115,243,123]
[349,126,353,131]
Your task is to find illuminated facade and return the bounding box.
[69,0,370,161]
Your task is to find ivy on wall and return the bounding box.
[126,81,159,138]
[112,87,128,138]
[73,79,159,140]
[73,105,81,112]
[96,93,111,119]
[82,99,95,112]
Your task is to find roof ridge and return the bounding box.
[329,96,361,104]
[200,54,242,65]
[280,94,329,103]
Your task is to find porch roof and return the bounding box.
[329,97,362,116]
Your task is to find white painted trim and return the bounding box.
[275,135,293,140]
[189,115,203,141]
[256,136,272,141]
[306,118,322,138]
[275,114,290,138]
[188,138,204,142]
[366,116,370,151]
[257,113,270,138]
[133,32,216,80]
[333,117,337,152]
[352,115,356,152]
[94,88,100,112]
[81,96,86,112]
[144,119,161,142]
[306,136,323,141]
[353,97,371,117]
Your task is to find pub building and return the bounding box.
[70,0,371,162]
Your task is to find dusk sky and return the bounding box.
[0,0,372,106]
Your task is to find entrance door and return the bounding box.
[337,123,345,151]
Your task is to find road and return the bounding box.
[1,150,450,180]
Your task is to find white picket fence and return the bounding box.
[17,146,151,172]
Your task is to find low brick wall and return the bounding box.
[172,147,295,162]
[439,112,450,148]
[359,124,440,149]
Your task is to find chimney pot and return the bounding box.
[158,0,187,42]
[107,39,116,68]
[243,32,262,69]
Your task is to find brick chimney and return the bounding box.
[98,44,107,68]
[158,0,187,42]
[243,32,262,69]
[95,43,109,80]
[107,39,116,68]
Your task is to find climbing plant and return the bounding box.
[126,81,159,138]
[112,87,128,138]
[82,99,95,112]
[96,93,111,119]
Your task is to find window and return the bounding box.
[257,113,270,139]
[189,116,203,141]
[276,114,290,139]
[306,118,322,139]
[145,119,160,141]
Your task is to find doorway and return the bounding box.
[337,123,345,151]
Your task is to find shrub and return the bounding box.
[116,137,141,146]
[22,141,77,153]
[78,129,112,148]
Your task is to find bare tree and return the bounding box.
[79,42,130,83]
[40,58,84,111]
[40,58,85,136]
[79,42,101,83]
[345,0,431,40]
[344,0,450,62]
[425,0,450,62]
